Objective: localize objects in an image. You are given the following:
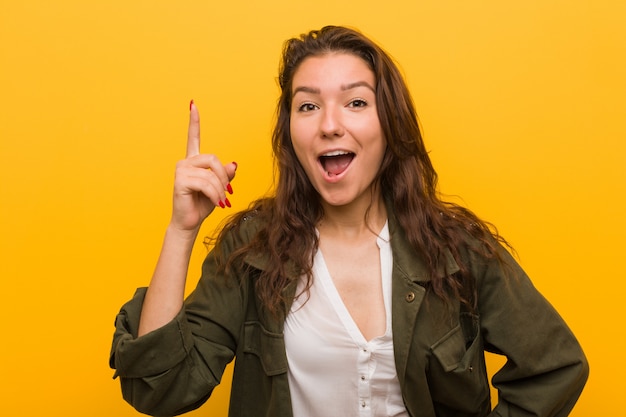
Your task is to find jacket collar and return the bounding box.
[386,204,460,284]
[241,200,460,280]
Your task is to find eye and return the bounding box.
[297,102,318,112]
[348,99,368,108]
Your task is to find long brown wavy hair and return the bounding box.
[215,26,508,317]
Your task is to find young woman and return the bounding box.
[110,26,588,417]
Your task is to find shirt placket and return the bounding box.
[357,342,374,417]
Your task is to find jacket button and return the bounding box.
[405,292,415,302]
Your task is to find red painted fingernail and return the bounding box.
[224,198,231,208]
[189,99,194,111]
[218,200,225,209]
[226,183,233,194]
[232,161,238,169]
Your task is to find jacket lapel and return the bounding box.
[388,211,460,386]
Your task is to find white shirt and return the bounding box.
[284,222,408,417]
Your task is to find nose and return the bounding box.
[319,106,345,138]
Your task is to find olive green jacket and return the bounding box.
[110,210,588,417]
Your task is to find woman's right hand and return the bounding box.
[170,101,238,233]
[137,101,237,337]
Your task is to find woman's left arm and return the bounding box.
[475,245,589,417]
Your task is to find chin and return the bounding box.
[319,192,359,208]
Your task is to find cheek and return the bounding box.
[361,122,385,150]
[289,121,309,160]
[369,132,388,167]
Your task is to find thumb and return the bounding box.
[225,161,238,181]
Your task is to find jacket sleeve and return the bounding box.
[475,245,589,417]
[109,236,246,417]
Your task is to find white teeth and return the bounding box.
[321,150,350,157]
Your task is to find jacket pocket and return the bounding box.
[431,323,469,371]
[428,315,490,415]
[242,321,288,376]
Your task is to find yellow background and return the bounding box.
[1,1,624,416]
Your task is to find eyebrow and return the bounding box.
[342,81,375,92]
[292,81,376,96]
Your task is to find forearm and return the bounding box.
[138,223,199,337]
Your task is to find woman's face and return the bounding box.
[289,53,386,209]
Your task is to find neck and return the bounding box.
[317,190,387,240]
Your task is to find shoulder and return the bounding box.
[454,229,519,279]
[218,207,268,249]
[210,204,277,273]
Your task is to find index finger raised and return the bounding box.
[186,100,200,158]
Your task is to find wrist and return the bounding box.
[165,222,200,245]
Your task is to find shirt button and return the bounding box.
[361,375,366,381]
[361,401,366,408]
[405,292,416,302]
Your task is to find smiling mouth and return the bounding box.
[319,151,355,177]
